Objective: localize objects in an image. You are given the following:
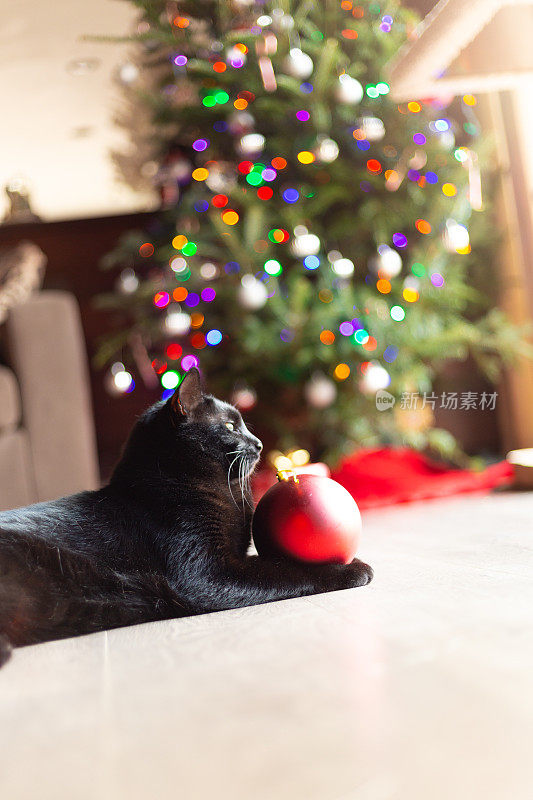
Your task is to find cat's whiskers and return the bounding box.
[244,459,252,509]
[241,454,255,512]
[227,449,257,514]
[240,456,248,514]
[227,453,242,508]
[238,456,244,513]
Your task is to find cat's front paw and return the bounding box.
[332,558,373,590]
[352,558,374,585]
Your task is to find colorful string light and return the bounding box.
[113,0,488,415]
[222,210,239,225]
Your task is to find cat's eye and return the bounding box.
[225,422,235,431]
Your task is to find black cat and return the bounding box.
[0,369,372,665]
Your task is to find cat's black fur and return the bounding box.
[0,369,372,665]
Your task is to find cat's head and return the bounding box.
[113,369,263,488]
[168,368,263,476]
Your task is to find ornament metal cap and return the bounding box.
[276,469,299,484]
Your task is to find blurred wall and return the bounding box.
[0,215,159,479]
[0,0,155,222]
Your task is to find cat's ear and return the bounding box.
[171,367,203,417]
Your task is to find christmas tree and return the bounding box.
[97,0,522,465]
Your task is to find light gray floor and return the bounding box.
[1,492,532,800]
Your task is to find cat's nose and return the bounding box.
[252,438,263,453]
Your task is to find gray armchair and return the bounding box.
[0,291,100,511]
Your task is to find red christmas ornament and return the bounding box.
[252,471,362,564]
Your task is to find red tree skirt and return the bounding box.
[331,447,513,510]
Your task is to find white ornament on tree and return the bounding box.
[305,374,337,408]
[164,309,191,335]
[358,116,385,141]
[331,257,355,277]
[200,262,218,280]
[105,362,134,395]
[117,268,139,294]
[117,62,139,85]
[170,256,187,274]
[291,232,321,257]
[336,74,364,104]
[369,245,403,278]
[443,219,469,252]
[360,362,391,394]
[284,48,313,79]
[238,133,266,155]
[238,275,268,309]
[315,136,339,163]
